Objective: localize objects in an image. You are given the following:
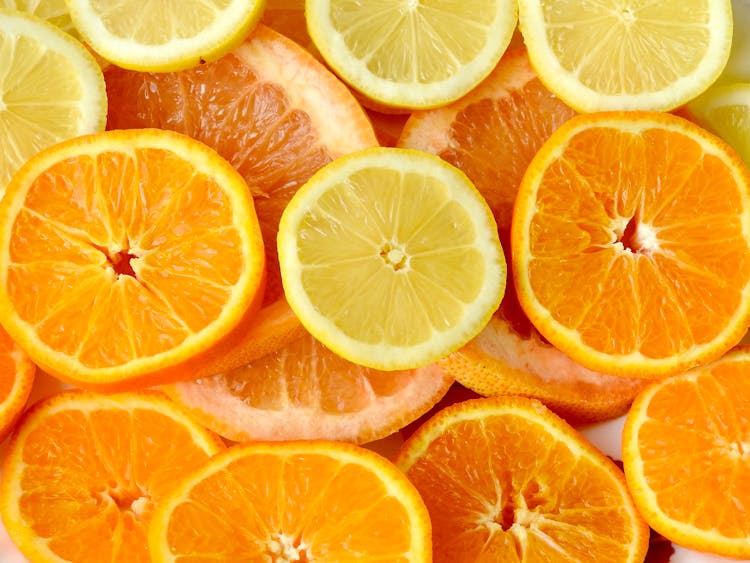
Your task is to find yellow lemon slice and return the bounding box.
[0,8,106,194]
[277,147,506,371]
[688,82,750,167]
[1,0,75,34]
[65,0,266,71]
[517,0,733,112]
[305,0,518,110]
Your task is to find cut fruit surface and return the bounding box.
[0,390,224,563]
[1,0,75,35]
[148,441,431,562]
[305,0,518,109]
[688,83,750,167]
[65,0,265,71]
[623,347,750,558]
[164,329,454,444]
[277,146,506,370]
[0,325,34,441]
[0,8,106,194]
[0,128,266,389]
[400,48,648,422]
[517,0,733,112]
[512,111,750,378]
[105,24,377,369]
[395,396,649,562]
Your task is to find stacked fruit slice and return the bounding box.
[0,0,748,562]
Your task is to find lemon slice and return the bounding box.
[689,83,750,167]
[517,0,733,112]
[0,9,106,194]
[277,147,506,370]
[305,0,518,110]
[2,0,75,34]
[65,0,266,71]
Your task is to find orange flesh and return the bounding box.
[168,331,453,442]
[526,126,750,357]
[0,328,20,400]
[105,53,334,305]
[636,364,750,536]
[15,405,219,562]
[7,148,245,369]
[405,414,637,561]
[165,452,415,560]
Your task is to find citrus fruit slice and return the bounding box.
[0,128,266,390]
[720,0,750,83]
[0,326,34,441]
[0,8,106,194]
[512,111,750,378]
[277,146,506,371]
[105,24,378,369]
[65,0,264,72]
[517,0,733,112]
[1,0,74,34]
[0,390,224,563]
[395,396,649,562]
[688,83,750,167]
[164,329,454,444]
[399,48,648,422]
[148,441,431,562]
[305,0,519,109]
[623,347,750,558]
[262,0,317,55]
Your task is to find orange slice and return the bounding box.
[0,390,224,562]
[148,441,432,562]
[0,325,34,441]
[399,48,648,421]
[395,396,649,562]
[512,111,750,378]
[105,24,377,369]
[164,329,454,444]
[0,128,265,390]
[623,347,750,558]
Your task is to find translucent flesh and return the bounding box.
[0,32,89,188]
[405,413,637,562]
[1,0,76,35]
[165,452,415,560]
[330,0,498,83]
[16,403,217,562]
[88,0,232,44]
[540,0,712,94]
[701,104,750,168]
[6,147,244,368]
[0,327,20,401]
[105,54,335,304]
[636,364,750,537]
[296,167,486,346]
[526,126,750,358]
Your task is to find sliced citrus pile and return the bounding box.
[65,0,264,71]
[0,326,34,441]
[623,347,750,558]
[306,0,518,109]
[164,329,454,444]
[0,128,266,390]
[517,0,733,112]
[395,396,649,562]
[149,441,431,562]
[2,0,75,35]
[105,24,378,369]
[278,146,506,370]
[0,390,224,562]
[0,8,106,194]
[689,83,750,167]
[399,48,648,421]
[512,111,750,378]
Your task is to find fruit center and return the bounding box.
[108,486,148,515]
[613,214,658,255]
[379,241,409,271]
[96,244,140,278]
[267,533,309,562]
[619,7,636,23]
